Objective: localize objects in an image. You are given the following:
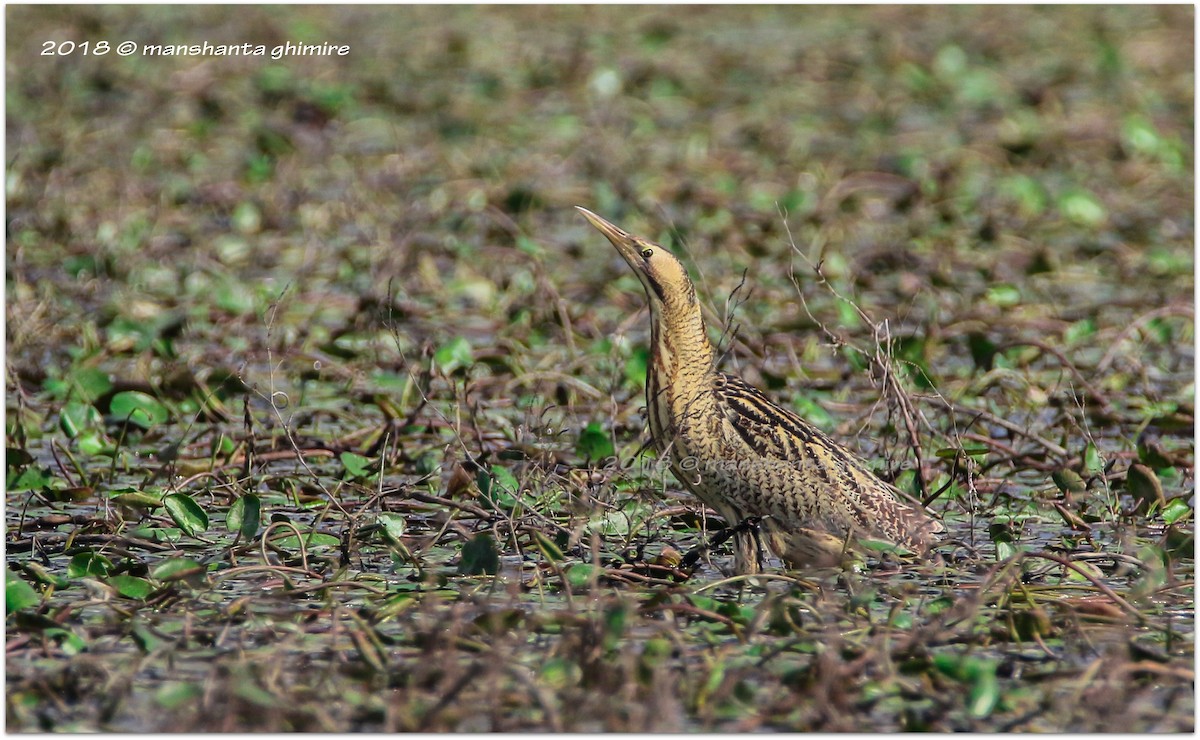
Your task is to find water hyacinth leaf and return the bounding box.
[1064,318,1098,344]
[532,530,565,561]
[433,336,473,374]
[6,569,39,614]
[275,532,340,549]
[458,533,500,575]
[44,627,87,656]
[6,448,32,467]
[415,451,441,476]
[112,490,165,511]
[985,284,1021,308]
[228,493,261,539]
[1058,188,1106,227]
[340,451,374,479]
[1052,469,1087,495]
[76,430,113,457]
[7,466,53,492]
[59,401,101,438]
[576,421,614,461]
[108,575,155,600]
[377,512,406,543]
[791,394,833,430]
[539,657,582,690]
[624,346,649,388]
[932,654,1000,718]
[989,522,1019,561]
[490,465,519,494]
[515,235,545,258]
[51,366,112,403]
[935,446,989,461]
[967,332,998,370]
[67,551,114,579]
[565,562,599,589]
[835,298,862,329]
[155,682,204,711]
[1125,464,1165,512]
[475,466,520,509]
[110,390,170,429]
[22,561,69,589]
[1162,498,1192,525]
[858,538,915,557]
[967,666,1001,718]
[163,493,208,538]
[151,558,206,583]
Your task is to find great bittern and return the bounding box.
[577,206,942,574]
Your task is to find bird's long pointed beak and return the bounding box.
[575,206,643,270]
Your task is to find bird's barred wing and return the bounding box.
[711,373,943,549]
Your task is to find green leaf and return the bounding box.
[835,298,862,329]
[59,401,102,438]
[490,465,519,495]
[932,654,1000,718]
[858,537,915,557]
[76,430,113,457]
[1058,188,1106,227]
[415,451,441,476]
[227,494,261,539]
[1052,469,1087,495]
[112,490,166,514]
[475,467,513,510]
[538,657,581,690]
[1064,318,1098,344]
[67,552,114,579]
[624,346,649,389]
[44,627,87,656]
[150,558,206,583]
[108,575,155,600]
[377,512,406,543]
[109,390,169,429]
[967,666,1000,718]
[155,682,204,710]
[232,201,262,234]
[515,235,545,258]
[7,466,52,492]
[565,562,598,589]
[1162,498,1192,525]
[433,336,473,374]
[532,530,565,561]
[163,493,209,538]
[1000,174,1048,216]
[967,332,998,370]
[1126,464,1165,512]
[339,451,374,479]
[985,284,1021,308]
[275,532,340,549]
[458,533,500,575]
[576,422,614,461]
[791,394,833,429]
[1083,443,1104,475]
[21,562,69,589]
[6,569,39,614]
[69,367,113,403]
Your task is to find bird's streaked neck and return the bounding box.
[646,286,715,382]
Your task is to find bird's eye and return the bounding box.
[641,248,653,259]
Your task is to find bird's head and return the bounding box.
[575,207,696,311]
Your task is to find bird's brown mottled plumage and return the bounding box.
[577,206,943,574]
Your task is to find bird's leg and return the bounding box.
[731,516,768,574]
[680,516,765,573]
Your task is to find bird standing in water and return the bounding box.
[577,207,942,574]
